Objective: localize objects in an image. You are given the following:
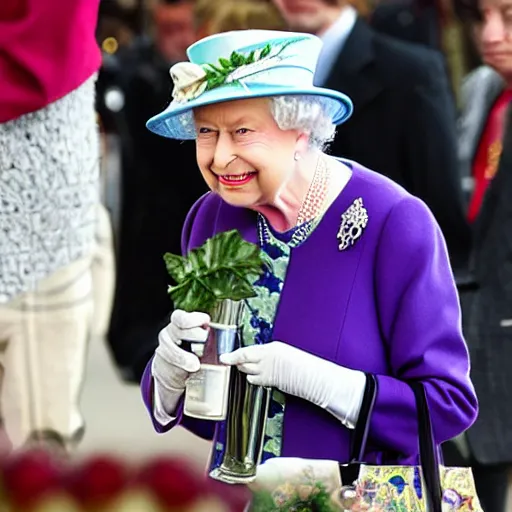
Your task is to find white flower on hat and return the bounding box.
[170,62,208,103]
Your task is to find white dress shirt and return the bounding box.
[314,6,358,87]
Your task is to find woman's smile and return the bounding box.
[217,172,257,187]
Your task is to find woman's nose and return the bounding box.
[482,12,507,44]
[212,132,235,170]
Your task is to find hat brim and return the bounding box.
[146,82,353,140]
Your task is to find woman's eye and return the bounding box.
[236,128,250,135]
[198,127,211,134]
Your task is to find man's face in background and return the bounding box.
[154,1,196,63]
[473,0,512,79]
[272,0,343,34]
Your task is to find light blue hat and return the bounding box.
[146,30,353,140]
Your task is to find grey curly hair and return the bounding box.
[269,95,337,149]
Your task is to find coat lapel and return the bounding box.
[323,18,383,114]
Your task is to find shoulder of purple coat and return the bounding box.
[375,193,448,265]
[349,160,415,204]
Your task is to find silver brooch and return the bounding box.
[337,198,368,251]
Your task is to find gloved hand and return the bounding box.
[151,310,210,423]
[220,341,366,428]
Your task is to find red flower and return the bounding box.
[65,454,129,508]
[135,457,204,508]
[2,449,62,507]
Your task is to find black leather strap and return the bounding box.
[350,373,378,462]
[342,375,443,512]
[339,373,378,486]
[410,381,443,512]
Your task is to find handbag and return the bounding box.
[337,374,482,512]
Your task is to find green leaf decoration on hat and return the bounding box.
[202,38,303,93]
[164,230,270,314]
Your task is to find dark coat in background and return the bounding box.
[370,0,441,50]
[368,0,481,72]
[322,18,471,274]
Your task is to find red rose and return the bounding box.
[1,449,62,508]
[65,454,129,508]
[135,457,204,508]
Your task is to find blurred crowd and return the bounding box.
[1,0,512,510]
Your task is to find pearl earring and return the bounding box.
[294,152,301,161]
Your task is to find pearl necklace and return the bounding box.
[296,155,331,226]
[258,156,332,248]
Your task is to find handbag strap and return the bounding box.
[410,381,443,512]
[350,373,378,462]
[345,374,443,512]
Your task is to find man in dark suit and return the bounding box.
[441,0,512,508]
[272,0,471,273]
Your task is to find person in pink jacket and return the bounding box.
[0,0,103,455]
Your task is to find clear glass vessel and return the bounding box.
[183,299,244,421]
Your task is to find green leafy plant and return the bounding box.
[164,230,268,314]
[250,482,338,512]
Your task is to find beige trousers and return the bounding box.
[0,256,94,449]
[0,201,115,450]
[91,203,116,340]
[0,204,115,450]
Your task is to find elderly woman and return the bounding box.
[141,30,477,473]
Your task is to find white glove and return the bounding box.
[220,342,366,428]
[152,309,210,424]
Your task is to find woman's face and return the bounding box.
[193,98,306,209]
[473,0,512,80]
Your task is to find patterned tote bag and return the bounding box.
[336,375,482,512]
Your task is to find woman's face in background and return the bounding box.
[473,0,512,80]
[193,98,304,209]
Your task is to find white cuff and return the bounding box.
[324,369,367,429]
[153,379,182,426]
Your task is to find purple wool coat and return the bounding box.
[141,162,478,465]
